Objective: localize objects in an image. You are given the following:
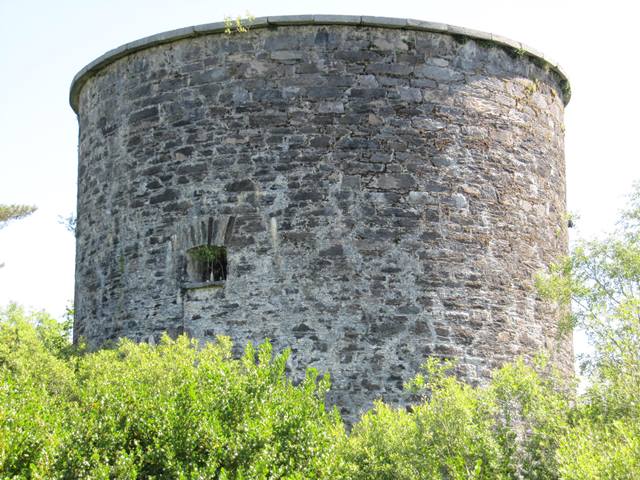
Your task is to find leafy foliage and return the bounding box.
[188,245,228,282]
[0,204,37,229]
[189,245,226,264]
[223,13,255,35]
[536,183,640,479]
[0,305,75,478]
[336,358,571,480]
[0,305,343,479]
[0,293,636,479]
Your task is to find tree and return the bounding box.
[536,184,640,479]
[0,204,36,229]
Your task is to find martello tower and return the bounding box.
[71,15,572,420]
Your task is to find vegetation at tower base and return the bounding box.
[330,356,567,480]
[0,306,637,480]
[0,305,343,479]
[3,186,640,479]
[535,184,640,479]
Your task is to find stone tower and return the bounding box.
[70,15,572,420]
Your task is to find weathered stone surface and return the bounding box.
[72,21,572,424]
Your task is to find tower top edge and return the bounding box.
[69,14,571,113]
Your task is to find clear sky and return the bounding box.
[1,0,638,362]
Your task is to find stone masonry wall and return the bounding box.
[73,20,572,421]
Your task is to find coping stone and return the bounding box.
[405,19,449,32]
[124,27,195,52]
[313,14,362,25]
[447,25,493,42]
[193,22,227,34]
[247,17,270,29]
[267,15,315,25]
[519,42,545,61]
[490,33,523,51]
[361,16,408,28]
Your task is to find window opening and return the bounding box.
[187,245,227,283]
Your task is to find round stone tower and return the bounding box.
[70,15,572,420]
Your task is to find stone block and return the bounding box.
[361,16,407,28]
[313,14,361,25]
[267,15,315,25]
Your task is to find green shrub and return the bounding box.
[0,304,75,478]
[0,305,343,479]
[336,358,571,480]
[1,300,638,479]
[557,419,640,480]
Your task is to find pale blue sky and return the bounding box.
[1,1,638,364]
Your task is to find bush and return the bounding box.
[536,185,640,479]
[0,298,637,479]
[0,305,343,479]
[0,304,75,478]
[336,358,571,480]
